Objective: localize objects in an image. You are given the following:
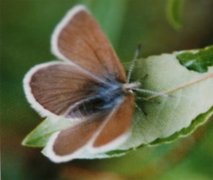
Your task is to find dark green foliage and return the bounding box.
[166,0,184,29]
[177,46,213,73]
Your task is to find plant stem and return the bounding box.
[145,73,213,101]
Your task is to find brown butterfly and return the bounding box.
[23,5,141,162]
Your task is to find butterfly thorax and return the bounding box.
[68,78,140,118]
[69,81,121,116]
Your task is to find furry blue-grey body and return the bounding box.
[69,77,124,118]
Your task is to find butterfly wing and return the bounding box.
[24,5,127,118]
[51,5,126,82]
[43,95,134,162]
[23,62,100,118]
[92,95,134,149]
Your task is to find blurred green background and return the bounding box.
[1,0,213,179]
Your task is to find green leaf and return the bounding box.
[23,46,213,160]
[22,117,71,147]
[166,0,184,30]
[176,46,213,73]
[117,48,213,152]
[150,106,213,145]
[65,47,213,159]
[102,46,213,158]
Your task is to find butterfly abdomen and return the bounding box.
[68,81,124,118]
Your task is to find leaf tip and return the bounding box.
[21,135,33,147]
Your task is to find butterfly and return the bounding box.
[23,5,141,162]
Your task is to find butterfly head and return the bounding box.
[122,82,141,94]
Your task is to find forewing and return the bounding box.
[44,95,134,162]
[92,95,134,149]
[23,62,99,118]
[52,5,126,82]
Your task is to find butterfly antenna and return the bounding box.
[127,44,142,83]
[133,88,168,97]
